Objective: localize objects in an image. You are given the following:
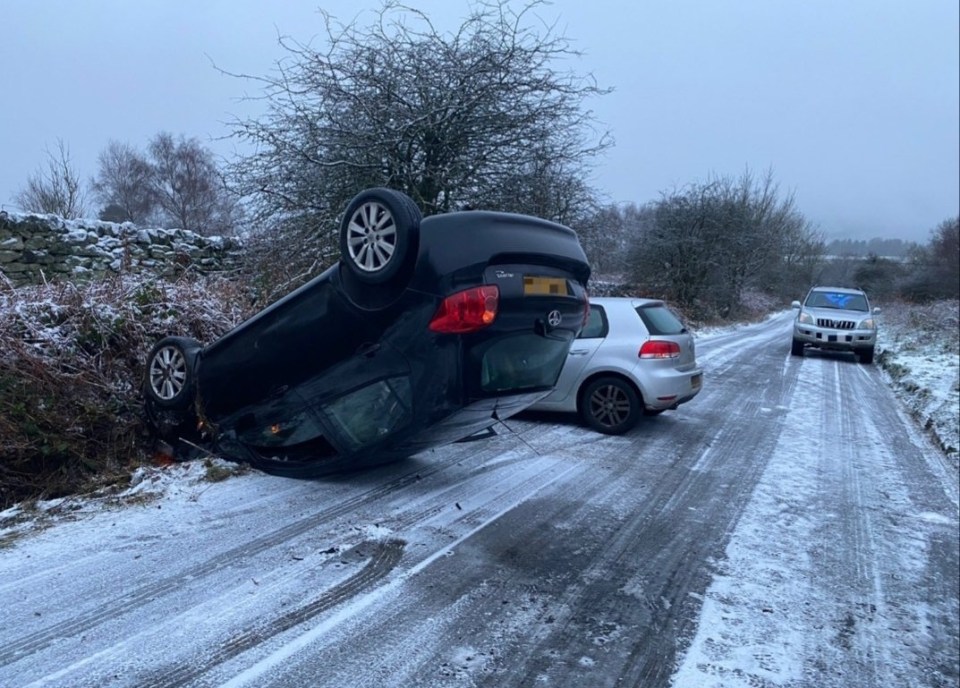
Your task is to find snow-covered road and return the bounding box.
[1,312,957,688]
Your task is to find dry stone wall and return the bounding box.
[0,211,243,287]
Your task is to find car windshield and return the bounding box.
[635,305,686,335]
[805,291,868,311]
[479,332,574,392]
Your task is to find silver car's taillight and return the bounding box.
[639,340,680,359]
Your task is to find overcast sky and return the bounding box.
[2,0,957,242]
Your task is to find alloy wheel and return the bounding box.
[588,383,632,428]
[149,345,188,401]
[346,201,398,273]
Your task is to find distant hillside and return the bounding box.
[825,238,918,258]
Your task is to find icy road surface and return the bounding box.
[1,312,957,688]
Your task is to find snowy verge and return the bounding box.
[875,300,959,470]
[0,458,248,548]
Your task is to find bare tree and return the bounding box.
[90,141,155,224]
[471,143,600,225]
[575,202,649,278]
[627,169,822,318]
[902,216,960,300]
[628,181,730,313]
[148,132,238,235]
[14,139,87,218]
[930,216,960,294]
[225,0,610,269]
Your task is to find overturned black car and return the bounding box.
[144,188,591,477]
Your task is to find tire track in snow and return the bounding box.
[470,323,803,687]
[0,449,472,668]
[204,456,586,688]
[670,351,959,688]
[810,356,960,686]
[145,539,406,688]
[15,450,586,687]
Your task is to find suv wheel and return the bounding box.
[791,338,804,356]
[858,347,875,365]
[580,377,641,435]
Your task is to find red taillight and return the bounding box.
[639,340,681,359]
[428,285,500,334]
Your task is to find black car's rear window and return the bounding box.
[479,332,574,393]
[635,305,686,335]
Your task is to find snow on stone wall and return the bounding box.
[0,211,243,286]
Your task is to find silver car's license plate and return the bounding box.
[691,373,702,390]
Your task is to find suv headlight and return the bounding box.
[859,317,876,329]
[798,311,815,325]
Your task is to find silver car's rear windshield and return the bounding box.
[805,292,868,311]
[635,305,686,335]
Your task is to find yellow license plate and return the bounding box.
[523,276,569,296]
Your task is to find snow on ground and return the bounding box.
[670,356,954,687]
[0,301,956,687]
[696,302,959,469]
[874,300,960,469]
[1,301,955,542]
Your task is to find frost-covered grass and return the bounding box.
[876,299,960,468]
[0,273,248,507]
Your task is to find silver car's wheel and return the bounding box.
[339,188,421,285]
[346,200,398,274]
[581,377,641,435]
[144,336,200,410]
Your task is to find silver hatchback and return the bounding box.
[530,297,703,434]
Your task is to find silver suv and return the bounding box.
[791,286,880,364]
[530,297,702,434]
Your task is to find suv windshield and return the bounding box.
[805,291,868,311]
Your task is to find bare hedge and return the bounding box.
[0,273,248,508]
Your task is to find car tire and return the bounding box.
[858,347,875,365]
[791,338,804,356]
[340,188,421,285]
[144,336,201,410]
[580,377,641,435]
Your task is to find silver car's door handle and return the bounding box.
[569,350,590,356]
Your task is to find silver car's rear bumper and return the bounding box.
[641,365,703,411]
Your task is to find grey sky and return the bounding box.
[2,0,957,242]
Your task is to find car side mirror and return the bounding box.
[873,306,881,315]
[791,300,801,309]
